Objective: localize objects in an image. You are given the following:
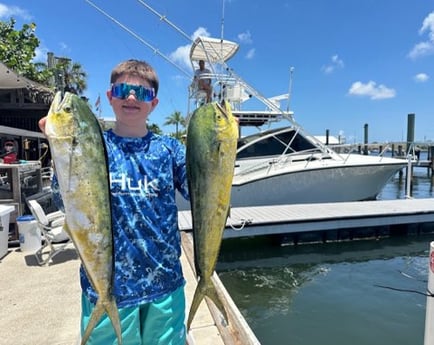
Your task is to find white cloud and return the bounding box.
[169,27,211,71]
[238,30,252,44]
[0,3,31,20]
[33,47,48,63]
[420,12,434,39]
[321,54,344,74]
[408,41,434,59]
[191,27,211,40]
[245,48,255,59]
[169,44,192,71]
[237,30,255,59]
[348,81,396,100]
[408,12,434,59]
[414,73,429,83]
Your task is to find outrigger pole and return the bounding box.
[86,0,333,153]
[84,0,191,78]
[136,1,294,115]
[135,0,192,43]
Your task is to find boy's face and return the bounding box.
[107,75,159,127]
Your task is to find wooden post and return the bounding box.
[363,123,369,155]
[430,146,434,177]
[405,114,415,193]
[407,113,415,154]
[325,129,329,145]
[405,157,413,198]
[398,145,403,157]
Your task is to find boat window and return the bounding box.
[237,129,317,159]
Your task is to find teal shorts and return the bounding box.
[80,286,186,345]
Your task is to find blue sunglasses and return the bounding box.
[111,83,156,102]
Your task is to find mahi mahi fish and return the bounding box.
[45,92,122,345]
[186,100,239,329]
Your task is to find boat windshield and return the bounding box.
[237,127,317,159]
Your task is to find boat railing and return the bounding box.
[235,148,331,177]
[328,142,415,164]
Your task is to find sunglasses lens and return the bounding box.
[111,83,155,102]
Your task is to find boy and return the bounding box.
[40,59,189,344]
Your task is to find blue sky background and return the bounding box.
[1,0,433,143]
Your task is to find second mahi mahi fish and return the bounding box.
[186,100,239,329]
[45,92,122,345]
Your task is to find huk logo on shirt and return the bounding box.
[110,173,160,197]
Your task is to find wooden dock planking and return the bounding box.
[178,198,434,239]
[181,232,260,345]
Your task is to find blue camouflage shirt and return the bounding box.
[53,129,189,308]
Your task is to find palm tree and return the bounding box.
[148,123,163,135]
[164,111,186,139]
[56,59,87,95]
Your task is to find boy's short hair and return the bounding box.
[110,59,159,96]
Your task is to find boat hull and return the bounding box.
[230,162,404,207]
[177,158,406,210]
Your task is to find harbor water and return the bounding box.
[217,161,434,345]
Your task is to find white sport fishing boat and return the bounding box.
[177,36,408,209]
[83,2,407,209]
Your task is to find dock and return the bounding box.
[182,232,260,345]
[0,234,259,345]
[178,198,434,240]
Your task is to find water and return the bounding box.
[217,162,434,345]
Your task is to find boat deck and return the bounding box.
[178,198,434,239]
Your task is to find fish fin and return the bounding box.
[187,278,206,330]
[105,298,123,345]
[205,279,229,328]
[187,278,228,330]
[81,299,105,345]
[81,297,122,345]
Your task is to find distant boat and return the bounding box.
[177,36,407,210]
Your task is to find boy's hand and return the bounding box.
[38,117,47,135]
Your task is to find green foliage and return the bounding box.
[163,111,186,139]
[0,18,52,84]
[148,123,163,135]
[55,58,87,94]
[0,18,87,93]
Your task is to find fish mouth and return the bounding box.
[216,101,229,120]
[51,91,73,114]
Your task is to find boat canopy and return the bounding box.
[190,36,239,63]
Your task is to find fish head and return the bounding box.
[45,91,78,140]
[45,91,101,192]
[46,91,98,140]
[214,100,239,142]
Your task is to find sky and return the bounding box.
[0,0,433,143]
